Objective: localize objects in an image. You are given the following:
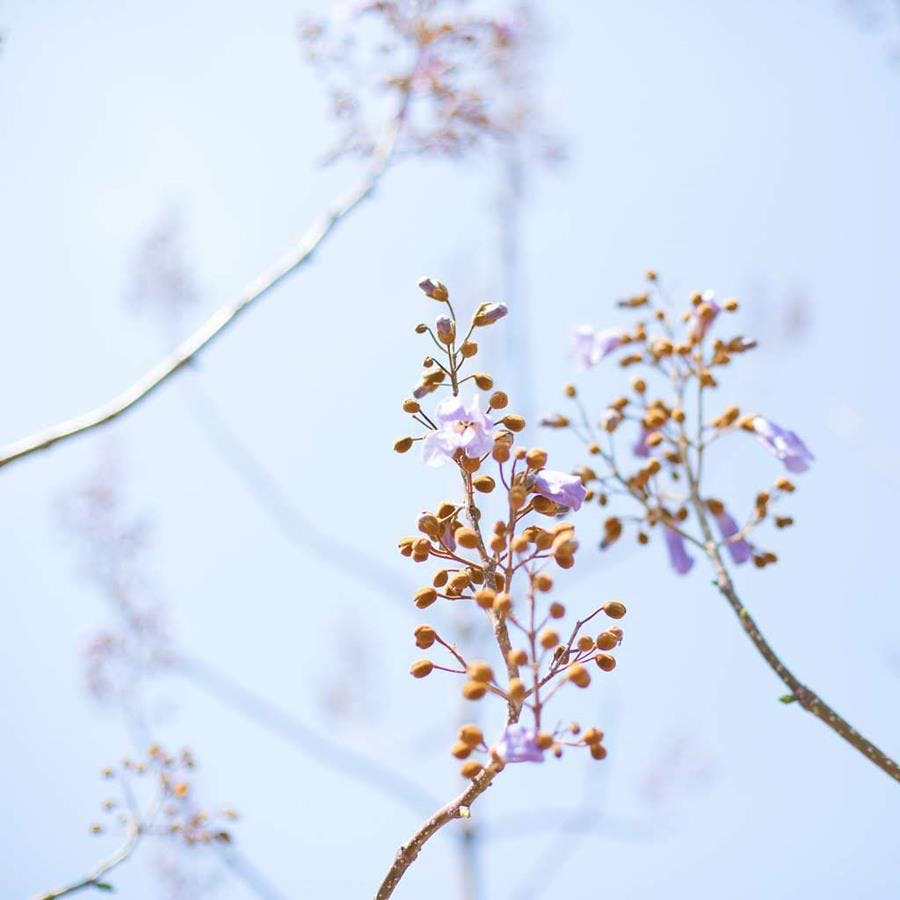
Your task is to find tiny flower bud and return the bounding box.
[474,588,496,610]
[631,377,646,394]
[451,741,472,759]
[433,569,449,588]
[460,340,478,358]
[594,653,617,672]
[539,628,560,649]
[414,625,437,649]
[775,477,796,492]
[723,298,739,311]
[509,486,527,510]
[532,572,553,592]
[564,383,577,398]
[548,602,566,620]
[508,678,526,701]
[473,475,496,493]
[410,659,434,678]
[462,681,487,700]
[536,732,554,750]
[418,513,441,538]
[402,399,421,414]
[582,727,603,745]
[467,661,494,683]
[473,372,494,390]
[460,760,484,779]
[508,648,528,666]
[418,277,449,301]
[577,635,595,652]
[394,437,414,453]
[595,631,619,650]
[454,527,479,549]
[590,743,608,760]
[526,448,548,469]
[493,592,512,614]
[568,663,591,688]
[602,600,627,619]
[501,414,526,432]
[459,725,484,747]
[473,302,508,326]
[435,315,456,344]
[489,391,509,410]
[414,587,438,609]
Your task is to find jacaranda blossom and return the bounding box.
[423,395,494,467]
[473,302,509,326]
[571,326,624,369]
[495,723,543,763]
[533,469,587,511]
[664,526,694,575]
[712,508,752,565]
[750,416,814,473]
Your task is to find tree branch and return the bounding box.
[0,95,409,472]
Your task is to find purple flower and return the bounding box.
[422,395,494,467]
[495,724,544,763]
[571,325,624,369]
[632,428,651,458]
[473,302,509,326]
[750,416,814,473]
[712,508,752,565]
[435,315,455,344]
[664,526,694,575]
[532,469,587,511]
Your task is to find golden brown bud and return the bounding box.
[509,486,527,510]
[394,437,414,453]
[455,527,479,549]
[451,741,472,759]
[594,653,617,672]
[603,600,627,619]
[474,588,496,610]
[418,277,449,301]
[473,475,495,494]
[723,298,739,311]
[568,663,591,688]
[410,659,434,678]
[489,391,509,410]
[402,399,421,414]
[459,725,484,747]
[564,383,577,398]
[414,625,437,649]
[417,513,441,538]
[493,592,512,614]
[508,648,528,666]
[502,414,526,432]
[460,340,478,358]
[526,448,548,469]
[536,732,554,750]
[590,743,608,760]
[433,569,449,588]
[631,377,646,394]
[539,628,560,649]
[532,572,553,593]
[775,516,794,528]
[577,635,595,652]
[462,681,487,700]
[460,760,484,779]
[467,661,494,683]
[473,372,494,390]
[414,587,438,609]
[549,602,566,619]
[508,678,526,701]
[775,477,796,492]
[582,727,603,745]
[595,630,619,651]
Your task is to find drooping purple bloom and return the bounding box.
[422,395,494,467]
[495,724,544,763]
[571,325,624,369]
[750,416,814,474]
[632,428,651,458]
[712,508,752,565]
[664,526,694,575]
[473,302,509,326]
[532,469,587,511]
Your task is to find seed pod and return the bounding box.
[594,653,616,672]
[462,681,487,700]
[602,600,627,619]
[501,414,526,432]
[414,625,437,649]
[473,475,495,493]
[568,664,591,688]
[394,437,414,453]
[459,724,484,747]
[455,527,479,549]
[539,628,560,649]
[467,661,494,683]
[490,391,509,409]
[460,760,484,779]
[414,587,438,609]
[410,660,434,678]
[473,373,494,390]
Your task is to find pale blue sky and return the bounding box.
[1,1,899,897]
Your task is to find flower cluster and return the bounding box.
[394,278,627,778]
[545,273,814,575]
[299,0,540,160]
[90,746,238,848]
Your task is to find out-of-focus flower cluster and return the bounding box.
[545,272,814,575]
[299,0,555,160]
[90,745,238,847]
[58,457,172,704]
[393,278,627,778]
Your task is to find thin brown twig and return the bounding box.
[0,89,411,472]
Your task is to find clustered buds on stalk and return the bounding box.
[90,745,237,847]
[546,272,814,574]
[299,0,536,161]
[394,278,627,777]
